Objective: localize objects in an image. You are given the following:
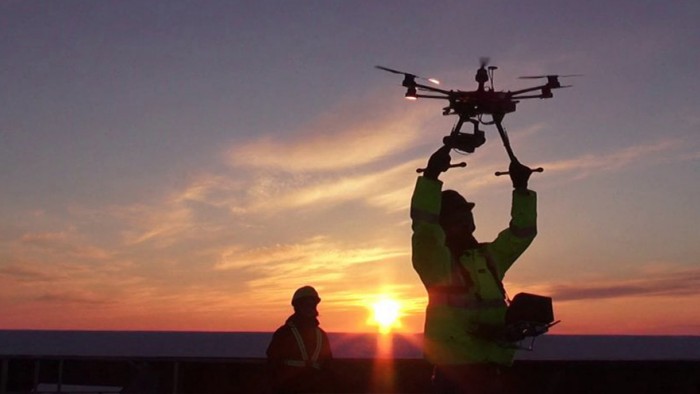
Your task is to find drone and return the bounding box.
[376,58,577,175]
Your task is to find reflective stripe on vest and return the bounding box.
[428,287,506,309]
[282,322,322,369]
[427,249,508,310]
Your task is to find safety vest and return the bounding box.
[410,176,537,365]
[427,252,508,310]
[282,322,323,369]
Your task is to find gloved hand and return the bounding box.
[424,145,451,179]
[509,160,531,190]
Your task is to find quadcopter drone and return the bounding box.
[377,58,576,175]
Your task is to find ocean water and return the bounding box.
[1,330,699,360]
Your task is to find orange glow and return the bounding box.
[404,96,417,101]
[367,297,402,334]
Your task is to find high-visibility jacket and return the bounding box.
[266,314,333,392]
[411,176,537,366]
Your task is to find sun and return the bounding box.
[368,298,402,334]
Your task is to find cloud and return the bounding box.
[226,97,434,172]
[116,91,436,243]
[213,235,409,307]
[542,268,700,302]
[31,289,111,305]
[678,149,700,162]
[0,264,53,281]
[122,203,197,246]
[0,263,125,307]
[244,159,422,214]
[215,235,407,272]
[542,139,680,179]
[20,231,112,260]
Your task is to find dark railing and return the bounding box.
[2,333,699,393]
[2,356,699,394]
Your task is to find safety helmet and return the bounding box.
[441,190,475,211]
[291,286,321,306]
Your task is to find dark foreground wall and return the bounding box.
[2,357,698,394]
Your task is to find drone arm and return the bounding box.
[510,94,551,100]
[508,84,548,96]
[415,94,451,99]
[493,115,545,178]
[413,82,451,95]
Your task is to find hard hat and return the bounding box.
[440,190,476,230]
[292,286,321,305]
[441,190,475,211]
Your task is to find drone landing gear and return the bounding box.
[491,113,544,177]
[418,114,545,177]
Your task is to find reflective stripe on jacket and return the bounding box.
[283,322,324,369]
[411,176,537,366]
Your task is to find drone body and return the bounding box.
[377,59,575,173]
[378,60,570,125]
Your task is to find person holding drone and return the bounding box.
[411,145,538,394]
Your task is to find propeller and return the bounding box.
[479,57,490,68]
[518,74,583,79]
[518,74,581,90]
[375,65,440,85]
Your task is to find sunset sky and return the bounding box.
[2,1,699,335]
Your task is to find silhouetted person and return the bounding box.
[411,145,538,394]
[266,286,333,394]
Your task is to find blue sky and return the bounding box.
[1,1,699,333]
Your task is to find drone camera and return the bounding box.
[443,129,486,153]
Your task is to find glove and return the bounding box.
[509,161,531,190]
[424,145,451,179]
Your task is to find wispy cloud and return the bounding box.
[20,231,112,260]
[216,235,406,273]
[111,99,435,246]
[243,159,422,214]
[31,289,111,305]
[540,268,700,302]
[0,263,53,281]
[541,139,681,179]
[226,97,433,173]
[111,125,685,258]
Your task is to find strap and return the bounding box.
[452,255,474,290]
[428,287,505,309]
[429,251,508,308]
[483,251,509,303]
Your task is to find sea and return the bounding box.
[1,330,699,361]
